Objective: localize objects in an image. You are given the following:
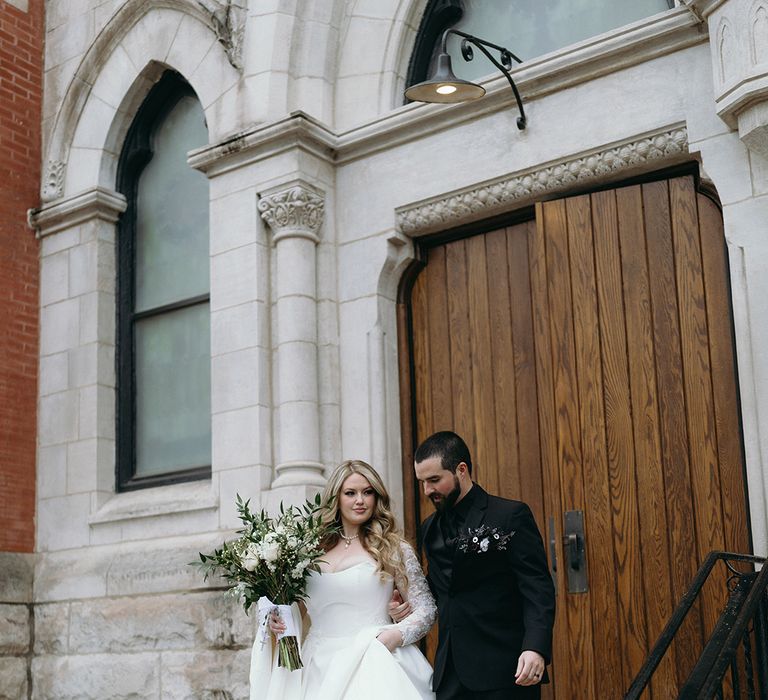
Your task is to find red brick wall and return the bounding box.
[0,0,43,552]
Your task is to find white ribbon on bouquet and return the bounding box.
[257,596,299,646]
[250,598,304,700]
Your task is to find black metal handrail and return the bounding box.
[625,551,768,699]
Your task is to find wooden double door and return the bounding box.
[400,175,750,698]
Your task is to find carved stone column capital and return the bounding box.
[258,184,325,244]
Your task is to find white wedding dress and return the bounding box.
[250,542,436,700]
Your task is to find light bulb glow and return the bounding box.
[436,84,458,95]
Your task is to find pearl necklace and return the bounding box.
[342,532,360,549]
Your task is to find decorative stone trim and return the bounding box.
[42,160,65,201]
[28,187,127,237]
[258,184,325,244]
[198,0,246,72]
[396,126,689,237]
[189,111,336,177]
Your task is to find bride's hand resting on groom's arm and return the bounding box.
[387,588,411,623]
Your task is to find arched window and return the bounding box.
[116,71,211,491]
[407,0,675,89]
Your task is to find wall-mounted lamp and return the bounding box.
[405,29,527,130]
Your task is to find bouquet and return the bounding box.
[194,493,336,671]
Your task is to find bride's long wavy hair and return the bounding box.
[320,460,408,585]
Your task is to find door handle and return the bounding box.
[563,532,581,570]
[562,510,588,593]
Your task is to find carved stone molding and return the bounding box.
[396,126,689,236]
[29,187,127,237]
[258,185,325,244]
[42,160,65,201]
[197,0,246,72]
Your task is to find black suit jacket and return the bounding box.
[421,485,556,692]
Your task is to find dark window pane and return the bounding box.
[134,304,211,477]
[135,95,209,313]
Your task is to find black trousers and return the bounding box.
[436,654,542,700]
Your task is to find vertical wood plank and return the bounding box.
[566,194,625,699]
[426,246,453,431]
[509,222,545,522]
[411,269,435,530]
[591,189,648,690]
[697,193,750,556]
[543,199,596,700]
[466,234,499,494]
[643,180,704,684]
[531,206,571,700]
[411,270,433,447]
[397,295,417,543]
[446,240,475,455]
[670,177,726,640]
[485,227,521,501]
[617,185,678,697]
[410,268,439,662]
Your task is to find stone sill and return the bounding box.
[88,480,218,526]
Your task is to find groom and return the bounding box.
[411,431,555,699]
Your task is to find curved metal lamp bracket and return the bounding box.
[441,29,527,130]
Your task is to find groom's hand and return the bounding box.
[515,650,545,686]
[388,589,411,623]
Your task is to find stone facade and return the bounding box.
[7,0,768,696]
[0,553,33,700]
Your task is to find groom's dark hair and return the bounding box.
[414,431,473,476]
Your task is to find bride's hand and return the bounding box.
[268,611,286,637]
[388,589,412,623]
[375,628,403,653]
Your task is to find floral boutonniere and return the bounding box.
[456,524,515,554]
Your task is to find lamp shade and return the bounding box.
[404,53,486,104]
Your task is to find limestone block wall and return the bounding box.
[28,537,257,699]
[0,553,33,700]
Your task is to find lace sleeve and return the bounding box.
[394,541,436,647]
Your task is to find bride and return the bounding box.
[249,459,436,700]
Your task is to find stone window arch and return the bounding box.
[115,70,212,491]
[405,0,675,94]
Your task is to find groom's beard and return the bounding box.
[430,475,461,513]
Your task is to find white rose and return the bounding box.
[242,555,259,572]
[241,544,260,571]
[260,541,280,563]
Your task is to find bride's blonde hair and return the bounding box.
[320,460,408,585]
